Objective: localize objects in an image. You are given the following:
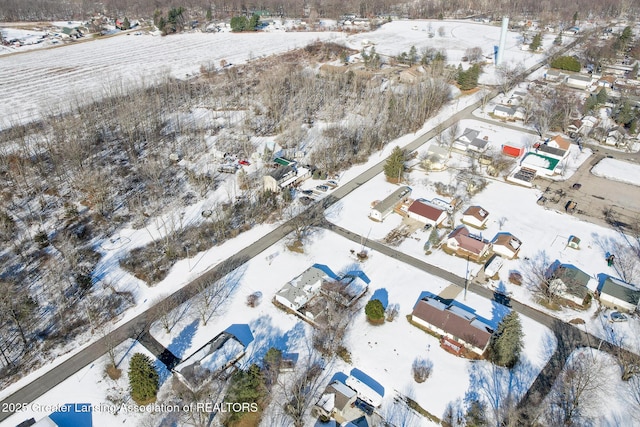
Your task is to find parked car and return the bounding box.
[325,180,339,188]
[301,190,314,196]
[610,312,628,322]
[238,159,251,166]
[315,185,329,192]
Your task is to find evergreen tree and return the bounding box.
[408,45,418,65]
[206,7,212,21]
[465,400,488,427]
[128,353,159,404]
[615,99,635,126]
[225,363,266,422]
[364,299,385,321]
[249,14,260,30]
[550,56,581,72]
[487,311,523,368]
[596,88,608,105]
[553,33,562,46]
[529,32,542,51]
[122,17,131,30]
[572,11,578,25]
[230,16,248,32]
[458,64,481,90]
[383,146,405,182]
[583,95,597,113]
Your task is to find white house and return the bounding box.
[424,144,449,171]
[493,105,517,119]
[369,186,412,222]
[565,74,592,90]
[491,232,522,259]
[548,264,593,305]
[461,206,489,229]
[274,265,335,312]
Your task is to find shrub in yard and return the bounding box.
[128,353,159,404]
[365,299,385,323]
[337,346,352,363]
[247,291,263,307]
[412,357,434,383]
[385,303,400,322]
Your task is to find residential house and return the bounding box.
[399,65,425,83]
[548,263,593,305]
[446,225,491,262]
[548,135,572,151]
[461,206,490,229]
[273,264,337,314]
[411,295,494,355]
[345,369,384,408]
[491,232,522,259]
[605,127,626,147]
[597,75,616,88]
[580,115,599,135]
[545,68,563,82]
[535,143,567,160]
[407,199,448,228]
[453,128,480,151]
[598,276,640,312]
[565,74,592,90]
[369,186,412,222]
[424,144,449,171]
[173,325,254,391]
[493,105,517,119]
[312,380,358,423]
[468,136,489,153]
[263,164,310,193]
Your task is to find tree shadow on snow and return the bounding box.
[167,319,199,359]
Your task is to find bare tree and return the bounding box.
[194,273,239,326]
[496,63,525,94]
[546,351,609,426]
[610,241,640,284]
[465,46,484,63]
[280,352,327,427]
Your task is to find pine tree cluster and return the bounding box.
[128,353,159,404]
[487,311,524,369]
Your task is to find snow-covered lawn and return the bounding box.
[591,158,640,187]
[3,340,171,427]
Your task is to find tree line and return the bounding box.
[0,0,636,23]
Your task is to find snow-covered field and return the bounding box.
[0,31,345,129]
[0,19,562,129]
[591,158,640,187]
[345,19,566,85]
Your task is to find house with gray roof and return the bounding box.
[274,264,337,313]
[548,263,593,305]
[369,186,411,222]
[598,275,640,312]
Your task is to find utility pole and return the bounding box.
[464,254,470,301]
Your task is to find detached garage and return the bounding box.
[502,143,525,157]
